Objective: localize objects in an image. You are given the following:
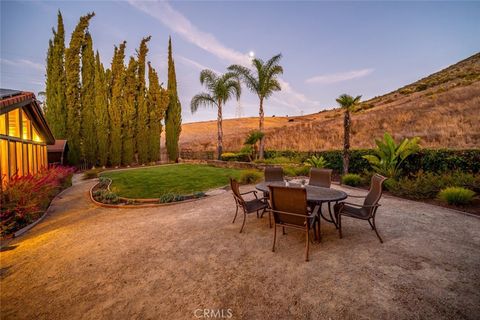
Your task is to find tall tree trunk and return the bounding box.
[258,97,265,159]
[343,109,351,175]
[217,101,223,160]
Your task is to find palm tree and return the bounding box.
[228,54,283,159]
[191,70,241,160]
[336,94,362,175]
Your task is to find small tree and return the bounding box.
[363,132,420,178]
[243,130,264,161]
[304,155,328,168]
[336,94,361,175]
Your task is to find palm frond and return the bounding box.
[264,53,282,71]
[224,79,242,101]
[190,92,217,114]
[336,94,362,110]
[199,69,218,87]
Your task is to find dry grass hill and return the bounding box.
[180,53,480,152]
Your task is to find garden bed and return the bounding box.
[0,166,75,238]
[89,164,244,207]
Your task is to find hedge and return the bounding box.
[264,149,480,175]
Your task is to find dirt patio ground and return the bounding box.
[1,177,479,319]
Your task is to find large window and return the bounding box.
[0,114,5,135]
[32,126,43,143]
[8,109,20,137]
[0,140,8,186]
[9,141,16,176]
[28,143,33,174]
[22,111,32,140]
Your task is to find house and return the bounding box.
[47,139,68,165]
[0,89,55,186]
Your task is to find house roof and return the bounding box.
[47,139,67,153]
[0,88,23,100]
[0,90,35,110]
[0,89,55,145]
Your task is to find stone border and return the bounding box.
[88,176,229,209]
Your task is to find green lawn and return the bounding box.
[100,164,242,199]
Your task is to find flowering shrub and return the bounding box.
[1,166,75,237]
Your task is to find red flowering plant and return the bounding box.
[1,166,75,237]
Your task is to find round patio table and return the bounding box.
[255,181,348,226]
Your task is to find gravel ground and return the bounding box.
[1,176,479,320]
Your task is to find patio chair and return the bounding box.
[268,185,320,261]
[334,174,387,243]
[264,167,284,182]
[230,178,269,233]
[308,168,332,188]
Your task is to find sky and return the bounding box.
[1,1,479,123]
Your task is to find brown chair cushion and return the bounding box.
[309,168,332,188]
[244,199,269,213]
[335,203,369,219]
[265,167,284,182]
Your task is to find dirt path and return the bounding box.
[1,178,479,319]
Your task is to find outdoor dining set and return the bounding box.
[230,167,387,261]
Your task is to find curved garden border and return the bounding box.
[88,172,230,209]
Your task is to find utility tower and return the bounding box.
[235,99,243,118]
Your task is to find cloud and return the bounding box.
[0,58,44,72]
[128,0,319,113]
[305,68,374,84]
[177,55,220,74]
[128,1,250,65]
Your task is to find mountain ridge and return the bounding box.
[179,53,480,152]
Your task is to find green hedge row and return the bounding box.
[264,149,480,174]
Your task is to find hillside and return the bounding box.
[180,53,480,152]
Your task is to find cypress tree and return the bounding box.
[94,51,109,167]
[45,39,54,122]
[122,57,137,165]
[135,36,151,164]
[165,37,182,162]
[80,32,96,166]
[45,11,67,138]
[108,41,126,166]
[65,12,94,164]
[147,62,169,162]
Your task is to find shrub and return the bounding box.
[294,166,310,176]
[363,132,420,178]
[255,156,297,165]
[220,152,250,162]
[387,171,480,199]
[97,176,110,188]
[174,194,185,202]
[1,166,75,236]
[83,168,104,180]
[342,174,363,186]
[103,191,119,204]
[262,149,480,176]
[239,170,263,184]
[438,187,475,205]
[159,193,176,203]
[304,155,328,168]
[220,152,237,161]
[193,192,206,198]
